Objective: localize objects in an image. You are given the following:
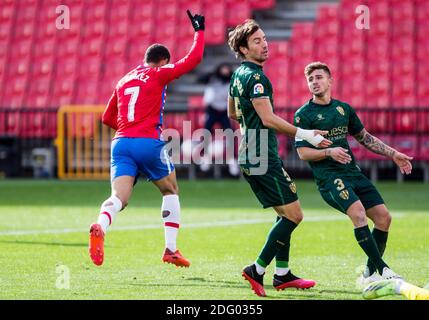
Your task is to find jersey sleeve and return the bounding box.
[156,31,205,84]
[347,104,365,135]
[102,89,118,130]
[294,110,313,149]
[248,73,271,100]
[229,75,234,97]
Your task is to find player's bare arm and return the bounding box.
[354,128,413,174]
[252,98,332,148]
[297,146,352,164]
[102,90,118,130]
[227,96,237,121]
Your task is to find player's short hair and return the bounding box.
[304,62,332,78]
[228,19,260,59]
[144,44,171,64]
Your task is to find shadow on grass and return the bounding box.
[125,276,361,299]
[0,240,88,247]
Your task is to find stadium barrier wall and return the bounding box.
[55,105,113,180]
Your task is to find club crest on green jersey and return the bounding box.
[290,182,297,194]
[253,83,264,94]
[336,106,345,116]
[339,189,349,200]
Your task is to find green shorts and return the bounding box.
[318,173,384,214]
[241,162,298,209]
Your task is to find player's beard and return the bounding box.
[313,86,328,98]
[253,51,268,63]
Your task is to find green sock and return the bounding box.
[354,225,388,274]
[275,216,291,266]
[257,217,297,268]
[366,228,388,275]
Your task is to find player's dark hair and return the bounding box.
[304,62,332,78]
[228,19,260,59]
[144,44,171,64]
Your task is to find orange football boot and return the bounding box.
[162,248,191,267]
[89,223,104,266]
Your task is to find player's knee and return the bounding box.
[347,210,365,226]
[293,211,304,224]
[280,209,303,224]
[160,183,179,196]
[352,211,367,227]
[378,211,392,229]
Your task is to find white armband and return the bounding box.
[296,128,324,147]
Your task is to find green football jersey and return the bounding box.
[294,98,365,185]
[229,61,280,168]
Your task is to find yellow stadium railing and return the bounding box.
[55,105,114,180]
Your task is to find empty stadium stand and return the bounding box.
[0,0,428,180]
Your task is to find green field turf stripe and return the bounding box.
[0,214,407,236]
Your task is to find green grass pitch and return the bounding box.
[0,179,428,300]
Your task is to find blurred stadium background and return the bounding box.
[0,0,428,182]
[1,0,429,301]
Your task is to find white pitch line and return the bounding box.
[0,214,405,236]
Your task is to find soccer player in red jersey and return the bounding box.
[89,11,205,267]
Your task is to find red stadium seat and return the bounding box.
[50,77,76,106]
[277,134,288,159]
[5,111,21,137]
[204,1,226,45]
[8,38,33,60]
[25,79,52,108]
[268,41,288,59]
[417,110,429,134]
[130,0,155,24]
[393,135,418,159]
[20,111,56,138]
[76,56,102,81]
[418,136,429,160]
[391,0,414,24]
[79,37,105,58]
[394,111,417,134]
[392,75,416,108]
[417,41,429,63]
[104,38,128,59]
[33,36,57,60]
[15,0,38,24]
[315,5,339,37]
[365,0,389,20]
[2,79,27,109]
[417,82,429,108]
[249,0,275,10]
[84,0,109,22]
[274,92,288,109]
[391,37,415,60]
[74,80,100,104]
[108,0,131,24]
[188,95,204,110]
[178,0,203,33]
[226,0,251,27]
[347,136,366,161]
[128,23,153,54]
[359,110,392,134]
